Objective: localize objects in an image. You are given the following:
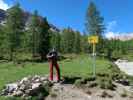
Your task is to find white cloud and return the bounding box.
[105,20,133,40]
[105,31,133,41]
[105,31,116,39]
[104,20,118,39]
[0,0,9,10]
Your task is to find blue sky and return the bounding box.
[1,0,133,36]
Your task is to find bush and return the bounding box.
[86,81,98,88]
[120,90,128,98]
[84,76,96,82]
[50,92,57,98]
[97,72,109,77]
[100,91,113,98]
[105,79,116,90]
[99,79,106,89]
[74,79,82,87]
[98,77,116,90]
[100,91,108,98]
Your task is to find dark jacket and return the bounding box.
[47,50,58,62]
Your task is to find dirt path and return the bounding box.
[46,83,133,100]
[46,83,90,100]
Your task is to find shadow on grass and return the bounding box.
[62,76,81,84]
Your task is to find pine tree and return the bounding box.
[28,10,40,58]
[38,17,50,61]
[5,4,25,61]
[0,25,4,57]
[85,1,105,54]
[85,1,105,37]
[80,33,90,53]
[60,28,75,53]
[50,31,61,51]
[73,31,81,53]
[28,11,50,61]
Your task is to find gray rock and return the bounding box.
[12,90,23,96]
[20,77,29,84]
[40,77,48,81]
[6,83,18,93]
[25,89,31,94]
[34,79,40,83]
[19,84,25,90]
[32,83,41,89]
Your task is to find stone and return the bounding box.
[25,89,31,94]
[40,77,48,81]
[32,83,41,89]
[6,83,18,93]
[20,77,28,84]
[34,79,40,83]
[19,84,25,90]
[116,79,129,86]
[12,90,23,96]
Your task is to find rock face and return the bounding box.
[1,75,53,99]
[0,9,6,23]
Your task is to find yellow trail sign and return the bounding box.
[88,36,99,44]
[88,35,99,77]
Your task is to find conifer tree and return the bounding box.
[5,4,25,61]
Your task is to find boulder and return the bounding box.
[32,83,41,90]
[12,90,23,96]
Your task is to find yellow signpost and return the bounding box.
[88,36,99,77]
[88,36,98,44]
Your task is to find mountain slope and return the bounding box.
[0,9,60,32]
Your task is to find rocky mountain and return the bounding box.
[114,34,133,41]
[0,9,60,32]
[107,33,133,41]
[0,9,6,23]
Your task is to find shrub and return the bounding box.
[105,79,116,90]
[86,81,98,88]
[98,77,116,90]
[99,80,106,89]
[100,91,113,98]
[50,92,57,98]
[74,79,82,87]
[85,90,92,95]
[97,73,109,77]
[100,91,108,98]
[120,90,128,97]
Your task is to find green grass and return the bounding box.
[0,55,111,90]
[121,53,133,61]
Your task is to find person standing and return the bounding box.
[47,48,60,82]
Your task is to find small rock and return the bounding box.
[32,83,41,89]
[116,79,129,86]
[12,90,23,96]
[40,77,48,81]
[25,89,31,94]
[20,77,28,84]
[34,79,40,83]
[19,84,25,90]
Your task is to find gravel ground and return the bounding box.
[46,83,133,100]
[115,61,133,76]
